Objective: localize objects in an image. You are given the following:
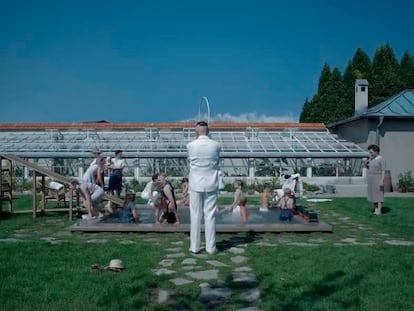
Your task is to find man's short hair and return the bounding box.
[196,121,208,127]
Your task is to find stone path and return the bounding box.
[151,240,261,310]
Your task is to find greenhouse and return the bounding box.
[0,122,368,182]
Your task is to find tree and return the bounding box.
[399,51,414,90]
[317,63,332,94]
[299,98,312,122]
[338,61,356,118]
[370,44,400,105]
[312,64,333,123]
[298,45,413,124]
[323,67,344,123]
[352,47,371,79]
[310,65,344,124]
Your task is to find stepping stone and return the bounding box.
[277,238,291,243]
[236,307,260,311]
[182,258,197,265]
[357,226,371,230]
[256,242,278,247]
[229,247,245,254]
[190,253,209,259]
[199,282,232,304]
[40,237,56,243]
[308,238,327,243]
[234,266,253,272]
[377,233,390,236]
[384,240,414,246]
[50,240,66,245]
[150,289,175,304]
[171,241,184,245]
[165,247,182,252]
[155,289,170,304]
[119,240,135,245]
[286,242,319,247]
[241,288,260,302]
[232,271,258,285]
[353,242,376,246]
[166,252,186,258]
[333,243,352,246]
[144,238,160,242]
[231,256,247,264]
[152,268,176,276]
[14,229,29,233]
[86,239,107,244]
[170,277,194,286]
[186,269,219,280]
[182,265,201,271]
[159,259,175,267]
[13,233,28,238]
[53,231,72,237]
[0,238,25,243]
[341,238,357,243]
[206,260,228,267]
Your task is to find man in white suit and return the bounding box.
[187,121,221,254]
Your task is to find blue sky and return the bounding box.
[1,0,413,123]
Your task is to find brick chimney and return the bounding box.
[355,79,369,114]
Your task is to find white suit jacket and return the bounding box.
[187,135,221,192]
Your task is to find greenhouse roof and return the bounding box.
[0,122,367,158]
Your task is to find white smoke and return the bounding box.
[210,112,298,123]
[183,112,298,123]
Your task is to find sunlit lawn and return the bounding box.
[1,195,413,310]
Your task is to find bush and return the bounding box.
[397,170,413,191]
[303,182,320,192]
[127,179,147,192]
[22,181,33,191]
[223,182,234,192]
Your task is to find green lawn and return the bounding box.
[1,195,414,310]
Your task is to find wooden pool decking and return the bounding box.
[69,206,333,233]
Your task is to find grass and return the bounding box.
[1,195,414,310]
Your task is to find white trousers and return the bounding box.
[189,190,218,253]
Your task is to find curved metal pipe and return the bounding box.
[198,96,210,124]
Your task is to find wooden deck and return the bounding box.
[69,221,333,233]
[69,207,333,233]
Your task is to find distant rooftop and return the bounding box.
[0,122,326,131]
[328,89,414,128]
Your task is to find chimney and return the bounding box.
[355,79,369,114]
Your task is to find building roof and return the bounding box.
[0,122,367,159]
[355,79,369,85]
[327,89,414,128]
[0,122,326,131]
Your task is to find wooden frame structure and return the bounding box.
[0,154,123,220]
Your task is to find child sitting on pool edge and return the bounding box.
[120,191,140,224]
[231,180,248,224]
[260,184,273,212]
[277,188,294,221]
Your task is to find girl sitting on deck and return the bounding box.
[120,191,140,224]
[277,188,294,221]
[231,180,248,224]
[260,185,273,212]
